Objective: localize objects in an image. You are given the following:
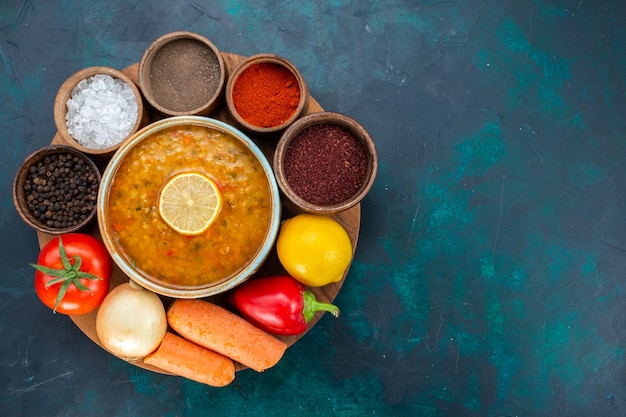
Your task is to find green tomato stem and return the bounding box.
[30,237,101,313]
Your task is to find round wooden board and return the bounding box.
[38,52,360,375]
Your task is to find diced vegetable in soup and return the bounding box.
[107,125,272,287]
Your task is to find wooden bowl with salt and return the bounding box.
[139,31,226,117]
[53,66,148,158]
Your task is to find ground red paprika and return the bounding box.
[232,62,301,128]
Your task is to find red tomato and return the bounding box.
[32,234,112,315]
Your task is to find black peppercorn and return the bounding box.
[23,152,99,230]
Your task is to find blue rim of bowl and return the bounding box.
[97,115,282,298]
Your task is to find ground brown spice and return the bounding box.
[149,38,221,112]
[283,124,368,205]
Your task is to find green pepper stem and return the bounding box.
[302,290,340,323]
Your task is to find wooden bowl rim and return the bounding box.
[225,53,309,135]
[273,111,378,214]
[13,145,101,234]
[53,66,145,156]
[138,31,226,117]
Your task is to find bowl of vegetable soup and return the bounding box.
[97,116,282,298]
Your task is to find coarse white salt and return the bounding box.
[65,74,138,149]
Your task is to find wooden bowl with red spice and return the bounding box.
[225,54,309,136]
[273,111,378,214]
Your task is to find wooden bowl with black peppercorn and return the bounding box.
[13,145,101,235]
[273,111,378,214]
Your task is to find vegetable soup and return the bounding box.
[107,124,273,287]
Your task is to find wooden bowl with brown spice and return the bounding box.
[139,31,226,117]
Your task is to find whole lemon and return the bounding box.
[276,214,353,287]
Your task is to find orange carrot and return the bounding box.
[144,331,235,387]
[167,299,287,372]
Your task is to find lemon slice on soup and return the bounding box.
[158,172,222,236]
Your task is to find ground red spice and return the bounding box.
[283,123,368,205]
[232,62,300,127]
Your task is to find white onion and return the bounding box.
[96,280,167,360]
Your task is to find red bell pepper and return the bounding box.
[228,275,340,335]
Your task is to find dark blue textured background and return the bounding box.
[2,1,626,416]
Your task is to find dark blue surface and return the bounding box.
[2,1,626,416]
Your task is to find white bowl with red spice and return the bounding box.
[273,111,378,214]
[225,54,309,136]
